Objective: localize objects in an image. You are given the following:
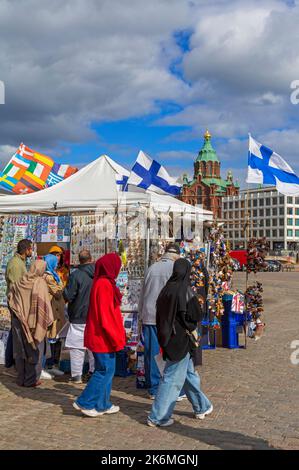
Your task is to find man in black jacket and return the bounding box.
[64,250,95,383]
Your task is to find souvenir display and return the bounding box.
[71,214,106,265]
[136,340,146,388]
[36,216,71,243]
[206,224,234,328]
[246,237,270,274]
[125,238,145,277]
[245,281,265,340]
[0,214,70,306]
[0,307,10,330]
[231,292,245,314]
[149,240,168,264]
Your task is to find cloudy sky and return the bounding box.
[0,0,299,186]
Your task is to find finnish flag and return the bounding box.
[247,135,299,196]
[127,150,182,196]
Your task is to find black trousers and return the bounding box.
[11,314,44,387]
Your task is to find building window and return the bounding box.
[272,219,277,227]
[287,218,293,226]
[259,220,264,227]
[259,209,264,217]
[265,198,271,206]
[266,209,271,217]
[235,232,239,238]
[272,230,277,237]
[253,230,257,237]
[279,196,284,204]
[279,219,284,226]
[266,230,271,237]
[259,230,264,237]
[296,208,299,216]
[287,197,293,204]
[287,207,293,215]
[295,197,299,205]
[296,230,299,237]
[296,220,299,226]
[272,197,277,205]
[224,202,227,210]
[229,232,233,239]
[259,199,264,207]
[287,229,293,237]
[253,199,257,207]
[253,210,257,217]
[266,219,271,227]
[279,229,284,237]
[235,201,239,209]
[229,202,233,209]
[272,208,277,216]
[279,207,284,215]
[235,211,239,218]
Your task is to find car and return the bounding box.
[265,260,282,272]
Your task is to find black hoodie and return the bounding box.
[63,263,95,324]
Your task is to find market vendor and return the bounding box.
[48,245,69,287]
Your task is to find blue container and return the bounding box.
[222,294,234,322]
[221,321,239,349]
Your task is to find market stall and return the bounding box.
[0,154,213,368]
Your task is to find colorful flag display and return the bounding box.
[0,143,78,194]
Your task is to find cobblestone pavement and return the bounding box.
[0,272,298,450]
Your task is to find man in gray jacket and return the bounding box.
[138,243,180,398]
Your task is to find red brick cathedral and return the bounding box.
[180,130,239,218]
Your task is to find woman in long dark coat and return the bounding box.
[147,258,213,427]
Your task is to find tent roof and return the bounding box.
[0,155,213,220]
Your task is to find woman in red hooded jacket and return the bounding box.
[73,253,126,417]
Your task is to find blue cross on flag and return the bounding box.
[247,135,299,195]
[127,150,182,196]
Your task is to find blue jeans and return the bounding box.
[75,352,116,412]
[149,353,212,425]
[143,325,161,396]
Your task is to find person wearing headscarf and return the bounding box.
[147,258,213,427]
[73,253,126,418]
[7,260,53,387]
[42,254,66,378]
[49,245,69,287]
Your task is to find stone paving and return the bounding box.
[0,272,298,450]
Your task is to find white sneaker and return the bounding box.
[40,369,53,380]
[195,405,213,420]
[47,367,64,377]
[177,394,187,402]
[73,402,119,417]
[147,418,174,427]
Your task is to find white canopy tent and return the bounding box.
[0,155,213,220]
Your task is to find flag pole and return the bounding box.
[244,132,252,349]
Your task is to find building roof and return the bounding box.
[196,130,220,163]
[202,177,227,189]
